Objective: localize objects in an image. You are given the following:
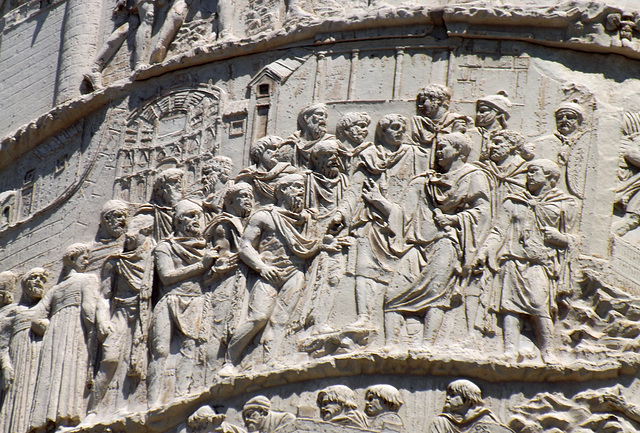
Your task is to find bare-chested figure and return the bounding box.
[224,174,341,371]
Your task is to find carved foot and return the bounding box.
[219,363,237,377]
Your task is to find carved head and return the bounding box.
[124,214,155,252]
[376,114,408,148]
[311,140,342,178]
[187,405,227,433]
[526,159,561,194]
[0,271,17,307]
[317,385,358,421]
[475,91,511,129]
[22,267,48,301]
[154,168,184,207]
[416,84,452,118]
[298,103,328,140]
[555,101,584,136]
[444,380,483,416]
[488,130,524,164]
[435,132,472,170]
[203,156,234,186]
[174,199,205,238]
[274,174,305,213]
[101,199,129,239]
[63,243,90,273]
[364,385,403,417]
[336,112,371,145]
[224,182,254,218]
[242,396,271,432]
[250,136,284,171]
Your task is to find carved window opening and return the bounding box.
[258,84,270,97]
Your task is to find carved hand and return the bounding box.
[260,265,281,285]
[542,227,567,246]
[202,249,220,269]
[1,365,13,390]
[433,209,456,228]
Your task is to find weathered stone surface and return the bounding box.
[2,1,640,433]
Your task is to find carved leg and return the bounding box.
[226,279,275,364]
[134,2,155,69]
[423,307,444,346]
[149,0,188,64]
[384,311,404,346]
[148,299,171,406]
[534,316,558,364]
[503,313,521,361]
[263,271,304,364]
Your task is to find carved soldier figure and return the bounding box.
[335,112,372,174]
[284,103,335,168]
[349,114,429,333]
[149,199,217,405]
[364,384,404,432]
[411,84,470,165]
[178,405,247,433]
[474,91,512,160]
[88,199,129,273]
[200,156,234,213]
[203,183,253,371]
[0,268,48,433]
[614,131,640,236]
[476,159,578,363]
[317,385,368,429]
[236,136,298,206]
[532,100,588,197]
[428,380,513,433]
[226,174,339,366]
[242,395,295,433]
[138,168,185,241]
[91,214,156,413]
[30,243,106,431]
[384,132,491,346]
[0,271,17,398]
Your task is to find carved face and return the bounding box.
[243,408,268,432]
[305,108,328,140]
[312,147,341,178]
[260,145,279,171]
[176,205,205,238]
[229,189,254,218]
[0,289,13,307]
[435,138,459,169]
[282,179,305,213]
[444,389,468,415]
[24,271,47,300]
[383,121,406,147]
[102,208,128,239]
[72,250,90,273]
[218,165,232,184]
[419,94,441,118]
[160,172,184,206]
[488,135,512,163]
[364,393,385,417]
[319,397,342,421]
[475,102,498,128]
[344,121,369,145]
[526,164,549,193]
[555,109,580,136]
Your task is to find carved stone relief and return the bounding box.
[4,2,640,433]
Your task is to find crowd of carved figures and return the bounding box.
[0,81,616,432]
[176,380,514,433]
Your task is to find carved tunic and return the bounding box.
[30,272,101,429]
[488,188,577,318]
[0,303,43,433]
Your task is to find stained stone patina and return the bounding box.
[2,1,640,433]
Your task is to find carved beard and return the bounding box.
[321,163,340,179]
[288,194,304,212]
[180,220,202,238]
[308,122,326,140]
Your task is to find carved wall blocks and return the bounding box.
[4,2,640,433]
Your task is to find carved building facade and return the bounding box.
[2,1,640,432]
